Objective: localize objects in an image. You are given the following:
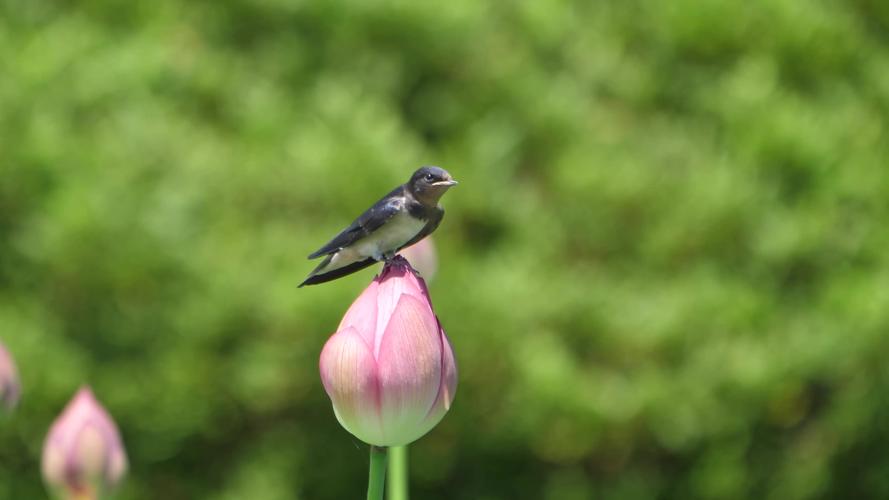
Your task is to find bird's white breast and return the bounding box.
[353,212,426,260]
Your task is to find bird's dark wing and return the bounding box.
[298,257,377,287]
[399,208,443,251]
[307,187,405,259]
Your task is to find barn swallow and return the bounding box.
[299,166,457,287]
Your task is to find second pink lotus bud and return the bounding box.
[42,386,128,500]
[0,340,20,412]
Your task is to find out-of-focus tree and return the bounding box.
[1,1,889,499]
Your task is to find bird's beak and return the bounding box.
[433,179,458,187]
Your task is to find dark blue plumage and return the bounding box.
[300,166,457,287]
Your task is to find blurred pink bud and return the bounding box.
[0,340,20,411]
[319,256,457,446]
[398,236,438,281]
[42,387,128,499]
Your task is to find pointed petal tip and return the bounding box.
[42,386,128,494]
[75,385,95,399]
[378,257,429,299]
[379,256,414,279]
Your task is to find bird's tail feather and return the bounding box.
[298,257,378,287]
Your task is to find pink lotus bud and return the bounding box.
[398,236,438,281]
[0,340,20,411]
[319,256,457,446]
[42,387,128,499]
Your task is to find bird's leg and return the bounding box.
[372,250,396,263]
[376,251,397,272]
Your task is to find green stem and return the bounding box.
[387,445,409,500]
[367,445,389,500]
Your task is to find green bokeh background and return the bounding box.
[3,0,889,498]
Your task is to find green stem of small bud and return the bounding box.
[367,445,389,500]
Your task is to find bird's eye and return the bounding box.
[424,173,435,181]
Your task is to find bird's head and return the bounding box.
[408,166,458,205]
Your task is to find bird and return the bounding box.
[299,166,458,287]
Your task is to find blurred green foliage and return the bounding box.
[2,0,889,498]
